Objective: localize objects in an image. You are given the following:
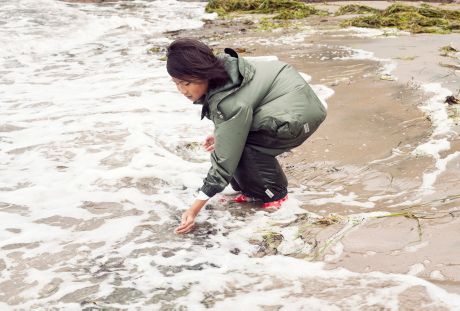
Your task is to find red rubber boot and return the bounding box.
[233,194,260,203]
[262,195,288,209]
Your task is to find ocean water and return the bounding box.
[1,0,460,309]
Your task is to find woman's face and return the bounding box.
[172,77,208,102]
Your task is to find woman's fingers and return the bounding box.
[175,221,194,234]
[175,214,195,234]
[175,223,187,233]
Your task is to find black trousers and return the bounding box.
[230,130,310,203]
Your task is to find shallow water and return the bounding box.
[1,0,460,309]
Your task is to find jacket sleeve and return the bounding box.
[200,104,253,198]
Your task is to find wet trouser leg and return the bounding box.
[232,129,313,203]
[232,145,288,203]
[230,177,241,192]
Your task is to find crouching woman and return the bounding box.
[166,38,327,234]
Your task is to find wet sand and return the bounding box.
[168,0,460,297]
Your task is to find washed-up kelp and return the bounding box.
[440,44,459,57]
[205,0,328,19]
[334,4,380,16]
[341,3,460,34]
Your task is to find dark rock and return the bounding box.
[445,95,460,105]
[230,247,240,255]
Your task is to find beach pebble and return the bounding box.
[39,278,63,298]
[430,270,446,281]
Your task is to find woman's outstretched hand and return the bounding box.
[174,199,207,234]
[203,135,215,152]
[175,208,197,234]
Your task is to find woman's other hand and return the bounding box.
[203,135,215,152]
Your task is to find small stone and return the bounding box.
[230,248,240,255]
[445,95,459,105]
[39,278,63,298]
[162,251,175,258]
[6,228,21,234]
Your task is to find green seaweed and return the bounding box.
[440,44,459,57]
[446,94,460,124]
[256,231,284,256]
[206,0,327,19]
[257,17,291,30]
[207,0,303,13]
[148,47,161,54]
[313,214,341,226]
[448,104,460,125]
[393,55,418,61]
[262,231,284,246]
[439,62,460,70]
[335,4,381,16]
[274,6,327,20]
[341,3,460,34]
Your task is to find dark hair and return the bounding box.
[166,38,229,90]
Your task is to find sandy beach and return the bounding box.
[1,0,460,309]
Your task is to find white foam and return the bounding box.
[244,55,279,62]
[333,47,397,80]
[408,263,425,276]
[418,83,454,136]
[430,270,446,281]
[420,151,460,192]
[331,27,410,38]
[411,83,458,192]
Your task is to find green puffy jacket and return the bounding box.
[195,48,327,197]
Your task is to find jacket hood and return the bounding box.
[195,48,255,119]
